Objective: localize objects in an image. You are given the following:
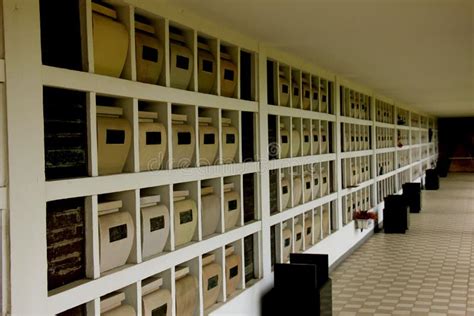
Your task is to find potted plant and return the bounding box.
[353,209,378,231]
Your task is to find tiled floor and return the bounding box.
[331,173,474,315]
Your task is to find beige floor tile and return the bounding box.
[392,311,411,315]
[337,312,357,316]
[359,308,377,313]
[412,307,430,312]
[415,301,433,307]
[431,305,450,311]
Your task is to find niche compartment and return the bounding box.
[135,15,164,84]
[241,111,255,162]
[225,245,242,297]
[221,115,239,164]
[223,181,241,231]
[142,276,172,316]
[304,212,313,248]
[169,25,194,90]
[302,74,311,110]
[172,109,196,169]
[290,69,301,108]
[312,120,320,155]
[47,198,86,291]
[243,173,256,223]
[220,44,238,98]
[40,0,83,70]
[240,50,256,101]
[278,64,290,107]
[293,217,303,253]
[279,121,290,159]
[173,189,198,247]
[198,115,218,166]
[292,173,302,206]
[197,36,217,94]
[202,253,222,310]
[311,76,319,112]
[313,208,322,242]
[96,102,132,175]
[140,194,169,259]
[57,305,87,316]
[302,120,311,156]
[44,87,88,180]
[175,265,198,316]
[201,183,221,238]
[269,169,279,215]
[244,234,257,284]
[98,198,134,273]
[280,172,290,211]
[100,291,135,316]
[138,110,167,171]
[281,221,292,263]
[268,115,278,160]
[91,2,129,78]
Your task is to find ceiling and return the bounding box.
[170,0,473,117]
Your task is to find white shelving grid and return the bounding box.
[262,53,339,270]
[0,1,439,315]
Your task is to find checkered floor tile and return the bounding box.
[331,173,474,315]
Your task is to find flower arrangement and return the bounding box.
[353,209,378,231]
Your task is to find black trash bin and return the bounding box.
[384,195,409,234]
[403,182,422,213]
[425,169,440,190]
[261,254,332,316]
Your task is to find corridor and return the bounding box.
[332,173,474,315]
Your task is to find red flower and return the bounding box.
[353,209,377,220]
